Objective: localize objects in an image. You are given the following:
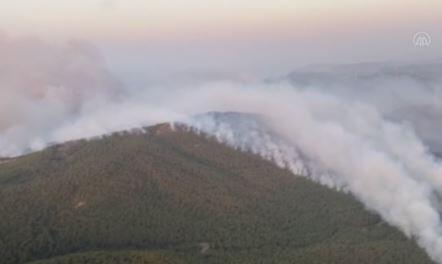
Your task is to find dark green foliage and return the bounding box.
[0,124,434,264]
[29,250,188,264]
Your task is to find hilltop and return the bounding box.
[0,123,433,264]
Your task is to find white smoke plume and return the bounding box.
[0,34,121,155]
[179,84,442,261]
[2,35,442,262]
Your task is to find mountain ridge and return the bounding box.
[0,122,434,263]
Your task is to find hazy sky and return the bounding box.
[1,0,441,77]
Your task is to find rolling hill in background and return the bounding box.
[0,123,434,264]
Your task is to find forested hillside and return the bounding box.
[0,124,433,264]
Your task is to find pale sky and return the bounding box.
[1,0,441,77]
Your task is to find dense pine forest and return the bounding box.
[0,124,434,264]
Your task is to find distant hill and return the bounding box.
[281,62,442,153]
[0,123,433,264]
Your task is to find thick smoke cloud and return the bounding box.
[182,85,442,261]
[0,34,121,155]
[284,62,442,153]
[2,35,442,262]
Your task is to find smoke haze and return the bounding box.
[0,34,121,155]
[2,35,442,262]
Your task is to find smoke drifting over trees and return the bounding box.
[2,35,442,262]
